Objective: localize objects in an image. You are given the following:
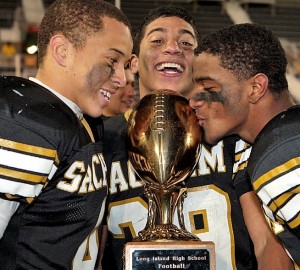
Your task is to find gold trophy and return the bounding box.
[124,90,215,270]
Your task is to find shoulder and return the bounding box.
[0,76,79,133]
[103,112,129,131]
[249,106,300,177]
[102,113,128,138]
[255,106,300,144]
[251,106,300,159]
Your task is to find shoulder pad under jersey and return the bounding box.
[0,75,79,132]
[248,105,300,173]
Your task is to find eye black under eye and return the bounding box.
[192,91,225,103]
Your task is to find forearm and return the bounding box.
[94,224,108,270]
[240,191,294,270]
[255,231,294,270]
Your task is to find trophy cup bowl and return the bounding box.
[126,90,202,242]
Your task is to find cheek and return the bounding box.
[142,46,158,61]
[213,105,241,134]
[185,54,194,70]
[87,64,111,88]
[207,102,230,121]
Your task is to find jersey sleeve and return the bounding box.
[0,119,58,204]
[247,107,300,266]
[250,138,300,232]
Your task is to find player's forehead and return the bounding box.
[143,16,196,38]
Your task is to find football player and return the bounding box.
[190,23,299,268]
[0,0,133,269]
[100,7,293,270]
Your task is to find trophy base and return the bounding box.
[133,224,198,241]
[124,241,215,270]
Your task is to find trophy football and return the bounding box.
[124,90,215,270]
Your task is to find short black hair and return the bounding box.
[133,5,200,56]
[38,0,132,66]
[195,23,288,93]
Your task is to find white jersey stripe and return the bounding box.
[257,168,300,225]
[0,177,44,197]
[257,167,300,205]
[278,194,300,225]
[48,164,58,181]
[234,139,248,153]
[0,148,54,174]
[233,140,252,174]
[253,157,300,191]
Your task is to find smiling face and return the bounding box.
[190,53,250,145]
[64,16,133,117]
[136,16,197,99]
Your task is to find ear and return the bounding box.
[248,73,269,104]
[130,54,138,74]
[49,34,69,67]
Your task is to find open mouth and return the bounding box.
[100,89,111,101]
[156,62,184,74]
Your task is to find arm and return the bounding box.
[240,191,294,270]
[0,199,19,239]
[94,225,108,270]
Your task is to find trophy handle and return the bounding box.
[176,186,188,231]
[144,184,157,230]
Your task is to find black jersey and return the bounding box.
[247,106,300,266]
[103,112,257,270]
[0,76,107,270]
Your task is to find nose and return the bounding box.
[127,87,135,98]
[164,40,182,55]
[189,98,198,109]
[112,66,127,88]
[189,97,205,110]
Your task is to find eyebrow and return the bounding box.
[146,27,195,39]
[193,76,214,84]
[109,48,125,56]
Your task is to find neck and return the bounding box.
[35,65,73,102]
[242,91,294,143]
[138,84,150,99]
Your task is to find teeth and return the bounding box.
[100,89,111,100]
[157,62,183,72]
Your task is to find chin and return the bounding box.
[86,108,103,118]
[204,134,220,146]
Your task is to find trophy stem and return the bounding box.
[134,186,199,242]
[157,191,173,225]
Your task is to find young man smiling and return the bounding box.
[0,0,133,269]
